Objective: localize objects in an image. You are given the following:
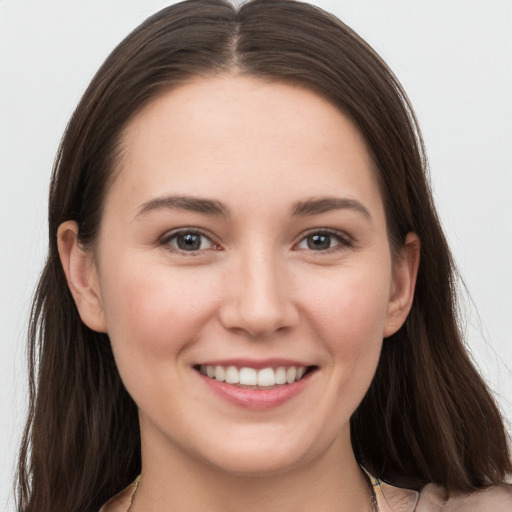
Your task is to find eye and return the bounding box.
[162,230,217,252]
[296,231,351,251]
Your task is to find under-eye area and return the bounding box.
[194,365,319,388]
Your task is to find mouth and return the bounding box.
[194,364,318,390]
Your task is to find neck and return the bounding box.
[135,426,373,512]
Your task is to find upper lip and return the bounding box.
[194,358,315,369]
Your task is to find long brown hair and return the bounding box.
[17,1,511,510]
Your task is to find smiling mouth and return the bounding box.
[194,364,317,388]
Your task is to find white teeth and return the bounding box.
[275,367,287,385]
[214,365,225,382]
[201,364,310,386]
[257,368,276,387]
[286,366,297,384]
[225,366,239,384]
[296,367,306,380]
[239,367,258,385]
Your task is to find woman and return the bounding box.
[16,1,511,511]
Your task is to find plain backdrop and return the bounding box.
[1,0,511,509]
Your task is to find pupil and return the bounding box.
[178,233,201,251]
[308,234,330,250]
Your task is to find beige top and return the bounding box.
[367,472,512,512]
[100,473,512,512]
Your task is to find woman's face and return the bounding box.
[62,75,417,476]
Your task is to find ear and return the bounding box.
[383,232,420,338]
[57,221,107,333]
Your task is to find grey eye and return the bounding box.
[167,231,214,251]
[306,234,332,250]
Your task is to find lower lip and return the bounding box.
[198,371,312,409]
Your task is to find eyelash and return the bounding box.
[159,228,353,254]
[160,229,219,254]
[294,229,353,253]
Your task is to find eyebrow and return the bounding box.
[291,197,371,220]
[135,194,371,221]
[136,195,230,218]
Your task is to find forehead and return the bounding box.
[109,75,383,218]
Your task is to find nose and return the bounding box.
[219,249,299,338]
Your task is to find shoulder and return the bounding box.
[416,482,512,512]
[98,489,130,512]
[369,472,512,512]
[98,478,139,512]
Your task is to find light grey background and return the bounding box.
[1,0,511,509]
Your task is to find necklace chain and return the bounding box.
[126,477,379,512]
[370,488,378,512]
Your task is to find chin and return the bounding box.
[206,450,308,477]
[191,427,336,477]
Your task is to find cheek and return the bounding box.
[99,258,220,360]
[299,260,391,361]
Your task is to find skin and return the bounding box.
[58,75,419,512]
